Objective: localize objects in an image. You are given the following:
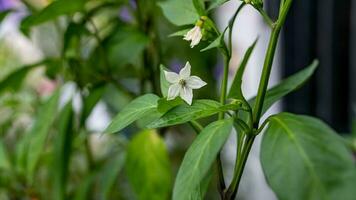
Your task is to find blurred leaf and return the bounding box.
[126,130,171,200]
[228,39,257,100]
[52,101,74,200]
[159,65,170,97]
[0,61,47,94]
[208,0,230,10]
[21,0,86,29]
[107,27,149,67]
[104,94,160,134]
[158,0,200,26]
[74,174,96,200]
[249,60,319,116]
[0,9,13,23]
[148,100,236,128]
[192,0,206,16]
[97,152,126,200]
[23,90,60,181]
[80,85,106,126]
[63,22,90,58]
[173,119,233,200]
[261,113,356,200]
[0,139,10,170]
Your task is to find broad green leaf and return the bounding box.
[228,39,257,99]
[157,98,184,113]
[52,101,74,200]
[158,0,200,26]
[160,65,170,97]
[208,0,230,10]
[261,113,356,200]
[250,60,319,116]
[21,0,86,29]
[147,100,225,128]
[0,9,12,23]
[23,90,60,180]
[173,119,233,200]
[104,94,160,134]
[126,130,171,200]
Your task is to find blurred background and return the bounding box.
[0,0,355,199]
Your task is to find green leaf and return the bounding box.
[107,27,150,67]
[23,90,60,180]
[97,152,126,200]
[0,61,47,95]
[148,100,227,128]
[80,85,106,126]
[208,0,230,10]
[228,39,257,99]
[158,0,200,26]
[104,94,160,134]
[160,65,170,97]
[52,101,74,200]
[126,130,171,200]
[200,33,224,52]
[0,139,10,170]
[169,29,190,37]
[261,113,356,200]
[21,0,86,29]
[0,9,13,23]
[249,60,319,116]
[157,98,184,113]
[173,119,233,200]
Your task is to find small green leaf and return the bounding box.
[173,119,233,200]
[21,0,86,29]
[25,90,60,180]
[126,130,171,200]
[228,39,257,99]
[158,0,200,26]
[52,101,74,200]
[249,60,319,116]
[160,65,170,97]
[200,33,223,52]
[104,94,160,134]
[147,100,223,128]
[261,113,356,200]
[169,29,190,37]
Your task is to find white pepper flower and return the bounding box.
[164,62,207,105]
[183,21,203,48]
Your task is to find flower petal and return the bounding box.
[164,70,179,84]
[179,86,193,105]
[189,27,202,48]
[179,62,191,79]
[186,76,207,89]
[167,84,180,100]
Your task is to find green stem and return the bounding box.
[219,55,231,119]
[252,0,292,128]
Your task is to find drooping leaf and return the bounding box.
[0,61,47,94]
[126,130,171,200]
[104,94,160,134]
[148,100,231,128]
[21,0,86,29]
[23,90,60,181]
[52,101,74,200]
[228,39,257,99]
[160,65,170,97]
[173,119,233,200]
[158,0,200,26]
[249,60,319,116]
[261,113,356,200]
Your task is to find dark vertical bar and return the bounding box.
[350,0,356,131]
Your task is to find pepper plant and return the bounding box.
[106,0,356,199]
